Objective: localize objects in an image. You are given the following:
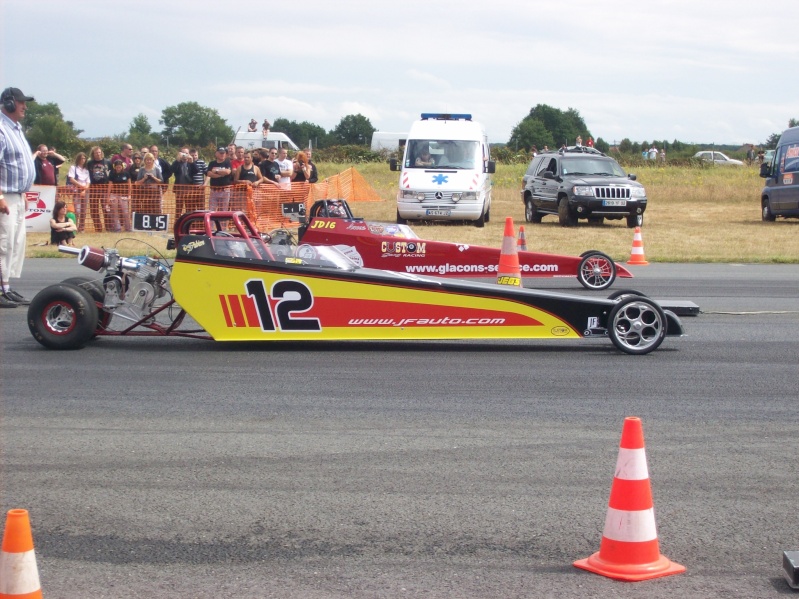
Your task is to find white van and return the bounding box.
[234,130,299,151]
[390,113,495,227]
[371,131,408,152]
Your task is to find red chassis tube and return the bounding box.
[296,200,632,290]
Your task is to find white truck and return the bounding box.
[371,131,408,153]
[390,113,495,227]
[234,130,300,151]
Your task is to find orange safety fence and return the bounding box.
[308,167,383,203]
[53,167,383,233]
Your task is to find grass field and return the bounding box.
[27,162,798,263]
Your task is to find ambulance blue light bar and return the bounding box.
[420,113,472,121]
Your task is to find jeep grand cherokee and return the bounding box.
[520,147,647,227]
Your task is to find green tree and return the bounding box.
[159,102,234,149]
[595,137,610,154]
[511,104,590,148]
[330,114,375,146]
[126,113,160,151]
[508,118,554,151]
[23,102,82,156]
[765,132,781,149]
[618,138,633,153]
[272,118,329,149]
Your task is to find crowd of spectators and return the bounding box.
[42,139,318,232]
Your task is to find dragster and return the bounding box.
[287,199,633,290]
[27,210,684,355]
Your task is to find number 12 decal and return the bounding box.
[245,279,321,332]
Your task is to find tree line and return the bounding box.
[20,99,795,164]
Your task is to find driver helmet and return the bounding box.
[325,200,347,218]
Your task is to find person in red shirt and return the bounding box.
[230,146,245,171]
[33,144,66,185]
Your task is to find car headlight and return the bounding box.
[572,186,595,196]
[401,190,425,201]
[630,187,646,198]
[451,192,477,202]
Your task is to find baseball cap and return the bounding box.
[3,87,34,103]
[216,146,227,153]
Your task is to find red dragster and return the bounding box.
[289,199,632,290]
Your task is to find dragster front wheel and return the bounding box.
[577,251,617,290]
[607,296,667,355]
[28,283,99,350]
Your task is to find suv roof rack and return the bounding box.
[558,145,605,156]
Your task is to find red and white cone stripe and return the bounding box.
[573,417,684,581]
[0,550,41,597]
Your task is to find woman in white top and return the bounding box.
[66,152,90,231]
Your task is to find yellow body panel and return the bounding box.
[171,261,581,342]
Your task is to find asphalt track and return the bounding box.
[1,259,798,598]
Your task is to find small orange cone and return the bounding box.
[627,226,649,265]
[0,509,43,598]
[574,417,685,582]
[497,217,522,286]
[517,225,527,252]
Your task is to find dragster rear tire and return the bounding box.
[28,283,99,350]
[61,276,110,333]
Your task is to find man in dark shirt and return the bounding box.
[33,144,66,185]
[171,146,198,219]
[206,146,233,211]
[306,148,319,184]
[258,148,282,187]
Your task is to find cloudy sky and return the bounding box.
[2,1,796,147]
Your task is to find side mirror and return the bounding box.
[486,160,496,174]
[389,158,399,172]
[759,162,771,178]
[628,174,637,181]
[542,171,555,180]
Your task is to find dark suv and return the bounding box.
[520,147,647,227]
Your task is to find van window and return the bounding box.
[405,140,478,169]
[782,143,799,174]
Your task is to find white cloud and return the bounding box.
[3,0,798,144]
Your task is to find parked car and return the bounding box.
[693,151,744,166]
[759,126,799,221]
[520,147,647,228]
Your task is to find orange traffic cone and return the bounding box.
[517,225,527,252]
[627,226,649,265]
[0,509,43,598]
[574,417,685,581]
[497,217,521,286]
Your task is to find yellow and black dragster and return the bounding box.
[28,211,684,355]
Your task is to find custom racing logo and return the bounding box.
[381,241,426,258]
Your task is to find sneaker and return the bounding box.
[0,294,18,309]
[4,290,30,305]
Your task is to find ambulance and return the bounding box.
[391,113,495,227]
